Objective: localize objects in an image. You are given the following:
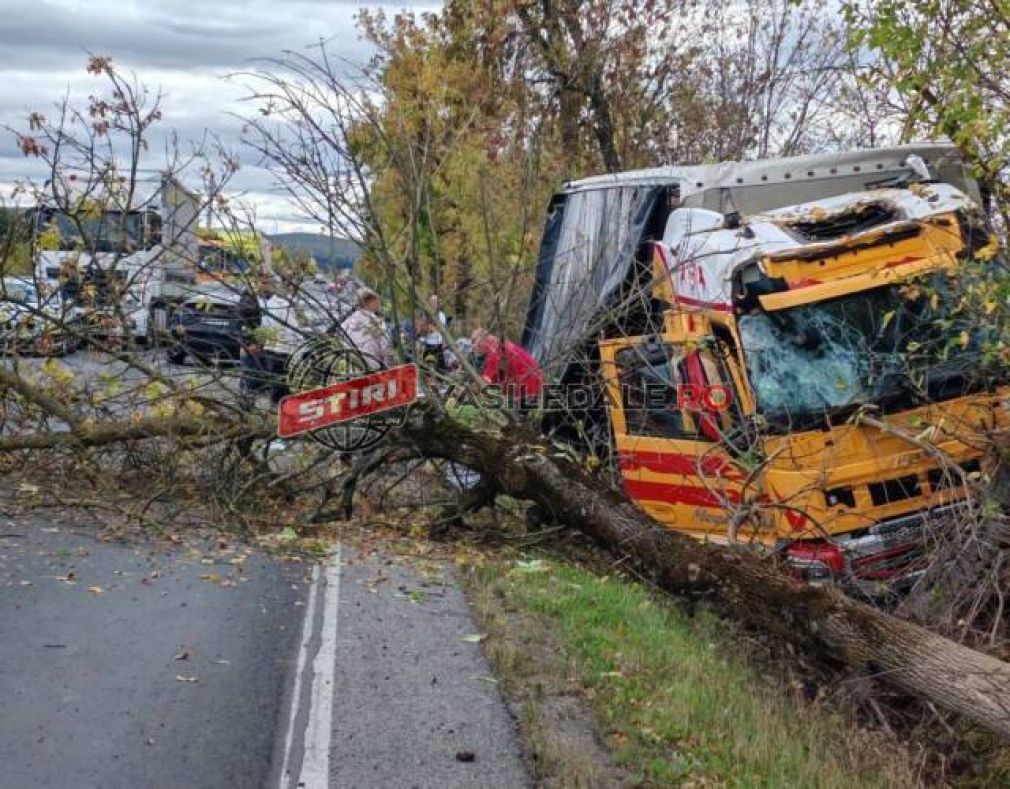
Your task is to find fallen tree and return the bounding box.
[6,369,1010,738]
[4,365,1010,741]
[359,406,1010,739]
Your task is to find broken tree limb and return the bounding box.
[0,365,84,431]
[393,406,1010,738]
[0,415,272,452]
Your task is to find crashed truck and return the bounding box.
[523,143,1010,590]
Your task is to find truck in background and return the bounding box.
[523,143,1009,591]
[28,175,245,346]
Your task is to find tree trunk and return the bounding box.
[586,71,621,173]
[396,409,1010,739]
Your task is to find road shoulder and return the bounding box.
[312,541,530,788]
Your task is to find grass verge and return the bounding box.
[465,556,916,787]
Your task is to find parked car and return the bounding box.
[0,278,79,355]
[166,292,245,364]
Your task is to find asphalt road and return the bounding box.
[0,518,308,789]
[2,346,247,427]
[0,520,530,789]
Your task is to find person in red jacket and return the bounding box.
[472,329,544,405]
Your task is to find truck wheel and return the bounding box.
[166,345,186,365]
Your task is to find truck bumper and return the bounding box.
[782,501,969,594]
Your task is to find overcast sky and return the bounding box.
[0,0,438,233]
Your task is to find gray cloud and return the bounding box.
[0,0,439,230]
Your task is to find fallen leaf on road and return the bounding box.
[200,573,222,583]
[175,675,198,683]
[87,586,103,594]
[460,634,486,643]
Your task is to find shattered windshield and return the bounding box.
[738,275,1004,432]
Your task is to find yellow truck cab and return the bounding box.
[523,144,1008,589]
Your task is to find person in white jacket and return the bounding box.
[339,288,392,369]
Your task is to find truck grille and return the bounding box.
[850,541,928,581]
[841,502,966,586]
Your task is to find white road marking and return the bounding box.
[297,541,342,789]
[278,562,321,789]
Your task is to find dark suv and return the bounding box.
[167,297,244,364]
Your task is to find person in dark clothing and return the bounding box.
[238,283,269,411]
[238,286,262,337]
[58,259,81,304]
[416,313,448,372]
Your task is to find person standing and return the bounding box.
[238,284,262,340]
[58,258,81,304]
[340,288,393,369]
[420,294,450,371]
[258,289,303,403]
[238,279,272,411]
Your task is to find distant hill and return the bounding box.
[269,232,361,271]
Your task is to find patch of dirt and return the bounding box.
[464,570,635,788]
